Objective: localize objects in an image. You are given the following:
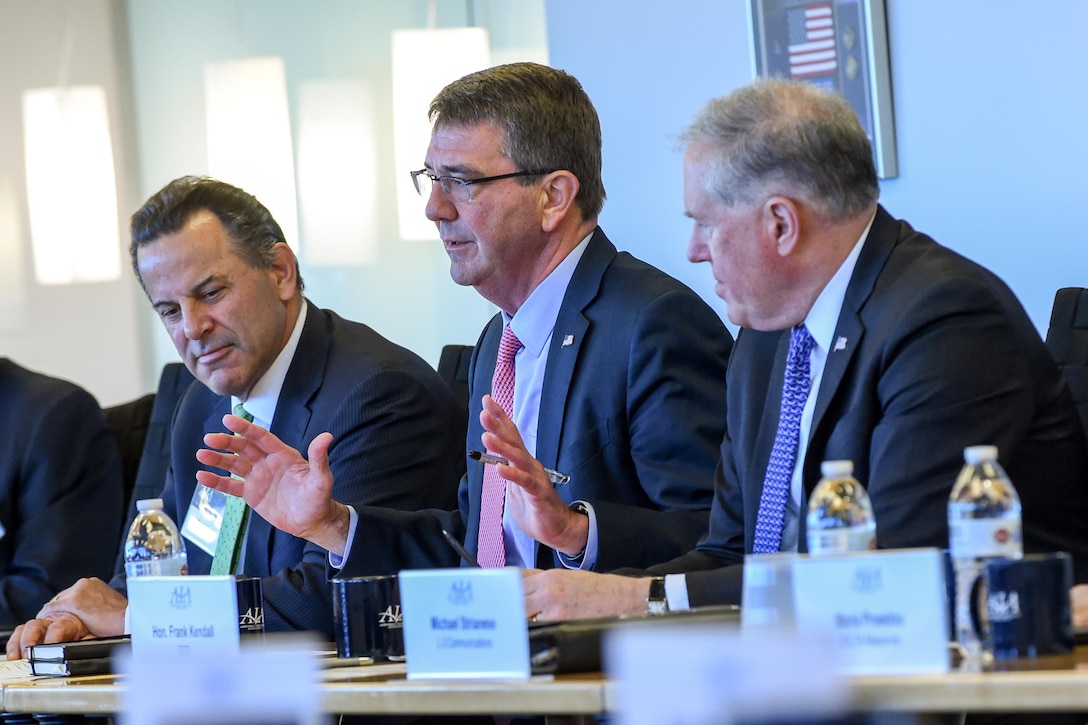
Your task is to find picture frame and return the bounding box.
[749,0,898,179]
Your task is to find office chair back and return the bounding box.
[1045,287,1088,439]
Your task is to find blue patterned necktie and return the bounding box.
[753,324,817,554]
[210,402,254,575]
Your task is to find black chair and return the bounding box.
[1045,287,1088,439]
[112,362,196,575]
[437,344,473,417]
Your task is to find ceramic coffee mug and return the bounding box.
[235,575,265,637]
[972,552,1074,660]
[332,575,405,661]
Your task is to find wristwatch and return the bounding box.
[646,576,669,616]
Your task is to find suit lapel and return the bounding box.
[248,302,328,571]
[809,206,897,443]
[535,229,616,470]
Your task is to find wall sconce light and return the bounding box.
[391,27,491,242]
[297,80,378,267]
[22,85,121,285]
[204,57,300,251]
[0,175,27,331]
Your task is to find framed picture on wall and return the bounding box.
[749,0,898,179]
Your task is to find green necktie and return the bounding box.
[210,402,254,575]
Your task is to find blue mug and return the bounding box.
[971,552,1074,660]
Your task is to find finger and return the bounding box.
[6,624,25,659]
[195,447,250,478]
[44,616,84,644]
[307,432,335,480]
[194,470,245,497]
[222,415,301,459]
[12,620,50,659]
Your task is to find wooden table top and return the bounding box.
[5,650,1088,716]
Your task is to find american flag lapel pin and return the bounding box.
[562,334,575,347]
[833,336,848,352]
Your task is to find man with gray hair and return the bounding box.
[522,77,1088,620]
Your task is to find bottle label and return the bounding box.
[948,517,1022,558]
[125,557,188,578]
[808,528,876,555]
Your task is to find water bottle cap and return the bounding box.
[963,445,998,465]
[820,459,853,477]
[136,498,164,512]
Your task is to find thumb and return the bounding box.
[308,432,334,475]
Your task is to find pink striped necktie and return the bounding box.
[476,325,523,568]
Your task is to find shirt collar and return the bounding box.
[803,212,875,352]
[503,232,593,355]
[232,298,308,428]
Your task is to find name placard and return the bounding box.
[399,568,530,680]
[791,548,949,674]
[128,575,240,658]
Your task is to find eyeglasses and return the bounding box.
[410,168,556,203]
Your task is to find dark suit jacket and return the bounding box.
[339,228,733,576]
[649,207,1088,604]
[113,304,466,637]
[0,359,123,625]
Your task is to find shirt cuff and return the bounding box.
[557,500,598,571]
[328,505,359,570]
[664,573,691,611]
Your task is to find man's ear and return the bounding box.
[763,196,801,257]
[540,171,581,233]
[269,242,299,300]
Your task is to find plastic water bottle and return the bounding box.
[806,460,877,555]
[948,445,1022,664]
[124,498,188,577]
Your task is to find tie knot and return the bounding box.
[233,403,254,423]
[789,324,816,361]
[498,325,523,365]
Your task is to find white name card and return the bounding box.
[791,548,950,674]
[128,575,240,658]
[605,622,848,725]
[399,568,530,680]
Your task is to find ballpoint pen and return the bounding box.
[468,450,571,485]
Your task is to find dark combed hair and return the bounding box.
[129,175,303,291]
[429,62,606,219]
[680,78,879,222]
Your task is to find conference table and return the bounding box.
[3,650,1088,719]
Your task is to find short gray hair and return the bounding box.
[681,78,879,221]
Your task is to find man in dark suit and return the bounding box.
[0,359,122,625]
[191,63,732,578]
[7,176,465,655]
[521,78,1088,620]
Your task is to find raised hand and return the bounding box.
[479,396,588,556]
[196,414,351,555]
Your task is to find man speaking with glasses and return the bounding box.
[194,62,734,579]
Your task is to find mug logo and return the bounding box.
[169,586,192,609]
[994,528,1011,544]
[988,591,1022,623]
[239,607,263,626]
[449,581,473,605]
[379,604,402,627]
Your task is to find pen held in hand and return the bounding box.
[468,450,571,485]
[440,528,480,568]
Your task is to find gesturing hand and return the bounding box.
[196,414,351,555]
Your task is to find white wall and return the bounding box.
[0,0,145,406]
[545,0,1088,334]
[124,0,550,379]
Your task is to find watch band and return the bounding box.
[647,576,668,616]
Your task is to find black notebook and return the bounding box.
[30,656,114,677]
[28,635,131,665]
[529,605,741,675]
